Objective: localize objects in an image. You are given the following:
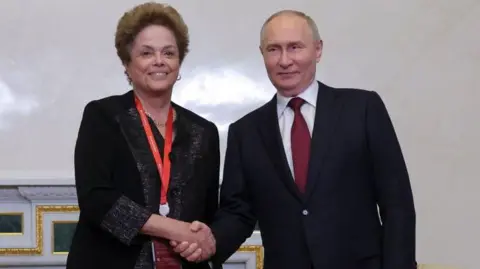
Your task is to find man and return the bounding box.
[175,9,416,269]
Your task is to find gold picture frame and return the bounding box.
[238,245,264,269]
[0,205,79,255]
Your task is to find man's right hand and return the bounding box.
[170,221,216,262]
[141,215,215,261]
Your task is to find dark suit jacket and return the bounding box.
[211,81,416,269]
[66,90,221,269]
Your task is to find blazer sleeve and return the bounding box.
[205,122,220,224]
[74,101,152,246]
[366,91,416,268]
[210,123,257,265]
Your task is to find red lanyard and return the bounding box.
[134,94,174,205]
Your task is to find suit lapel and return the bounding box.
[304,82,342,202]
[257,96,303,202]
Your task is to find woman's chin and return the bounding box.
[146,83,173,94]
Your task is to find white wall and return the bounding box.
[0,0,478,268]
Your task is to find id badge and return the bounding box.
[159,203,170,216]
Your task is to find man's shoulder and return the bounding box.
[227,82,383,130]
[324,82,373,99]
[320,82,384,109]
[228,98,273,131]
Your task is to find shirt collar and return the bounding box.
[276,80,318,118]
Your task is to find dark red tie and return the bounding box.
[153,239,181,269]
[288,97,311,193]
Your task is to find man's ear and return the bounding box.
[315,40,323,63]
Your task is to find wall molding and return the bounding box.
[0,186,77,202]
[18,187,77,201]
[0,188,25,202]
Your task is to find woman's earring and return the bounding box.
[125,70,132,85]
[177,74,181,81]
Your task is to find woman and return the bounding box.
[66,2,220,269]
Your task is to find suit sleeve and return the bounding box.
[210,124,257,265]
[74,101,152,246]
[205,122,221,224]
[366,91,416,268]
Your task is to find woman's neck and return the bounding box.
[134,88,172,123]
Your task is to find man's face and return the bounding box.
[260,14,322,96]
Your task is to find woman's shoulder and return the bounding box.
[82,91,133,117]
[173,103,217,132]
[79,91,134,131]
[85,91,133,112]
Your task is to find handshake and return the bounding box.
[167,220,216,262]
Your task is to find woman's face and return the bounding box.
[125,24,180,95]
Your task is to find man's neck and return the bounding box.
[277,79,315,98]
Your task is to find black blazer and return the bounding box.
[211,81,416,269]
[66,90,220,269]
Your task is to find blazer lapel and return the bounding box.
[257,96,303,202]
[164,104,199,220]
[113,93,198,219]
[115,91,159,213]
[304,82,342,202]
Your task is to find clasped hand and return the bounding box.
[169,221,216,262]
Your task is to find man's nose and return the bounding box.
[279,51,293,68]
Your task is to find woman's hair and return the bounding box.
[115,2,190,65]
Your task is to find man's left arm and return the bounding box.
[365,91,416,269]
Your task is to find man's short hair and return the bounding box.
[260,10,321,46]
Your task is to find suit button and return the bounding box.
[302,209,309,216]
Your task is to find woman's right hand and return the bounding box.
[141,214,202,243]
[170,221,216,262]
[141,214,215,259]
[161,217,199,242]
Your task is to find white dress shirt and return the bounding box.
[276,80,318,180]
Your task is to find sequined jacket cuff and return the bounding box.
[100,195,152,245]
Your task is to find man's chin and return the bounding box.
[275,77,300,88]
[275,83,302,96]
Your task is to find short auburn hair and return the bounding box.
[115,2,189,64]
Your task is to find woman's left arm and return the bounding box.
[170,123,221,263]
[205,122,221,224]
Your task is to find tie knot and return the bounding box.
[288,97,305,111]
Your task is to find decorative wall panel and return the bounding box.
[0,185,263,269]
